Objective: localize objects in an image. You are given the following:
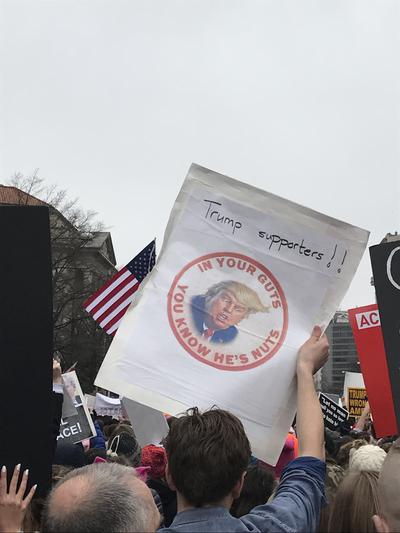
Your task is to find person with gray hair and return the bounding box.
[41,462,160,532]
[191,280,269,343]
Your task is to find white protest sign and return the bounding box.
[95,164,369,464]
[122,398,169,447]
[94,393,123,418]
[343,371,365,394]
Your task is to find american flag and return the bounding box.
[83,240,156,336]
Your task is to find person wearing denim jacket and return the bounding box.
[159,326,329,533]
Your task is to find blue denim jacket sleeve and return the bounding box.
[240,456,326,533]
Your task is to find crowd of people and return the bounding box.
[0,326,399,532]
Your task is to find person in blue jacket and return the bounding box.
[159,326,329,533]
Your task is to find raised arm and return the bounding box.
[296,326,329,460]
[51,359,64,460]
[353,401,370,432]
[239,326,330,533]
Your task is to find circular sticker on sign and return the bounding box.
[167,252,288,371]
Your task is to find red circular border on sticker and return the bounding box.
[167,252,289,371]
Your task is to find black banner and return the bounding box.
[370,242,400,428]
[319,393,348,431]
[0,206,53,497]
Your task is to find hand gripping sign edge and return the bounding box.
[167,252,289,371]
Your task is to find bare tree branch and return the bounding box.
[6,171,114,391]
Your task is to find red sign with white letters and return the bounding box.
[348,304,398,437]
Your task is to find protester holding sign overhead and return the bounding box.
[95,164,369,465]
[158,326,329,533]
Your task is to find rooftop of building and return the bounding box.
[83,231,116,266]
[332,310,349,323]
[0,185,47,206]
[0,184,116,266]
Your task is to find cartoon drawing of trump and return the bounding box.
[190,280,269,344]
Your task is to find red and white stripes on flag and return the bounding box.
[84,267,140,335]
[83,240,156,336]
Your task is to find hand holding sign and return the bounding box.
[296,326,330,461]
[353,401,371,432]
[53,360,62,385]
[297,326,329,375]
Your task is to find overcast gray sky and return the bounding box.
[1,0,399,310]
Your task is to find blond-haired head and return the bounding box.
[204,280,269,317]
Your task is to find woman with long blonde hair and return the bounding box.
[327,470,380,532]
